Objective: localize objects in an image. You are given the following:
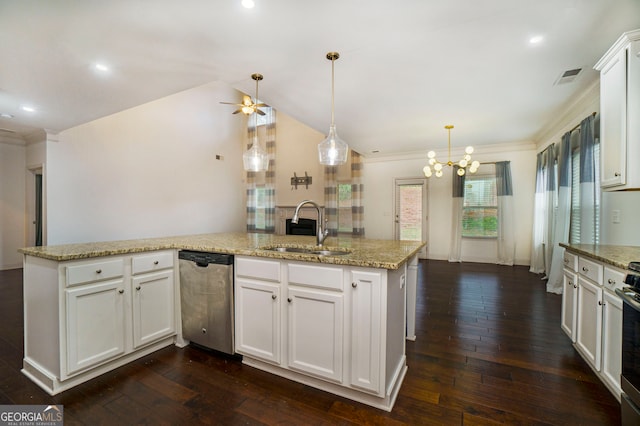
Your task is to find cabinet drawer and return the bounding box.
[563,251,578,272]
[132,250,174,275]
[236,257,281,282]
[288,263,343,291]
[578,257,603,285]
[604,266,625,292]
[66,258,125,287]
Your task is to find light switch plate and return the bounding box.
[612,209,621,224]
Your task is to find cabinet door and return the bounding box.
[65,279,126,377]
[600,47,627,188]
[287,287,343,383]
[131,270,176,349]
[561,270,578,342]
[350,270,382,393]
[576,277,603,370]
[601,290,623,397]
[235,279,281,364]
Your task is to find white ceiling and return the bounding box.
[1,0,639,156]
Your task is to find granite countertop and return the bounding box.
[19,232,426,270]
[560,243,640,270]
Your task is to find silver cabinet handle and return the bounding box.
[154,260,159,265]
[96,269,102,274]
[582,267,589,272]
[573,284,577,289]
[272,294,277,300]
[136,286,141,291]
[564,258,569,264]
[608,278,615,284]
[352,282,357,288]
[598,300,603,306]
[287,297,292,303]
[614,172,621,177]
[118,289,124,294]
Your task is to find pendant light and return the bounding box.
[423,125,479,178]
[242,73,269,172]
[318,52,349,166]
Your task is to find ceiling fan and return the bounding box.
[220,73,267,116]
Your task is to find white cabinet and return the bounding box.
[235,279,281,363]
[65,278,126,377]
[287,286,343,382]
[22,250,179,395]
[576,276,603,370]
[234,255,409,411]
[562,249,625,401]
[350,270,382,393]
[595,30,640,190]
[235,256,282,364]
[561,269,578,342]
[131,270,175,349]
[601,288,623,397]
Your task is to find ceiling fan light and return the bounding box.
[457,167,465,176]
[427,151,436,159]
[318,125,348,165]
[471,160,480,169]
[435,170,443,178]
[241,105,254,115]
[428,158,436,165]
[423,165,432,177]
[459,159,468,168]
[465,146,474,155]
[434,163,443,172]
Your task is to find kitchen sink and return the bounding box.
[261,246,351,256]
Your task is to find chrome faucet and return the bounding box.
[292,199,329,246]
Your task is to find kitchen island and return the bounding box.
[20,233,424,411]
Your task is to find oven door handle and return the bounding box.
[616,288,640,312]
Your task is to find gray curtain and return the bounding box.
[496,161,515,265]
[351,151,364,236]
[546,132,572,293]
[448,165,465,262]
[324,165,338,237]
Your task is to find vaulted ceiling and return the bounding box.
[1,0,639,156]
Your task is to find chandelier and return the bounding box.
[423,125,479,178]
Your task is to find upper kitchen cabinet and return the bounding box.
[595,29,640,190]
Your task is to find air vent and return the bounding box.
[554,68,583,85]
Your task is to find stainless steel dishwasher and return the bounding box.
[179,250,234,354]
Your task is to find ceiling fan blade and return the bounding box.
[254,103,267,107]
[232,109,242,114]
[220,101,243,106]
[255,109,266,116]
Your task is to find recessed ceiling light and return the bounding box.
[529,35,544,45]
[94,63,110,72]
[21,106,36,113]
[241,0,255,8]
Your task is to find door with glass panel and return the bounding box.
[394,178,427,258]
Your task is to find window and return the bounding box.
[462,174,497,237]
[569,142,600,244]
[254,186,267,230]
[338,182,353,233]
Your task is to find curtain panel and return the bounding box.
[449,166,465,262]
[351,151,365,236]
[324,165,338,237]
[546,132,572,293]
[496,161,515,265]
[529,152,546,273]
[264,108,276,233]
[245,121,258,232]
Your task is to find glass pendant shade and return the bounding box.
[243,137,268,171]
[318,52,348,166]
[318,124,348,165]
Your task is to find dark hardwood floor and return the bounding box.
[0,261,620,425]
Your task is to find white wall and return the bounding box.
[601,191,640,245]
[363,143,536,265]
[0,141,26,269]
[47,82,247,244]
